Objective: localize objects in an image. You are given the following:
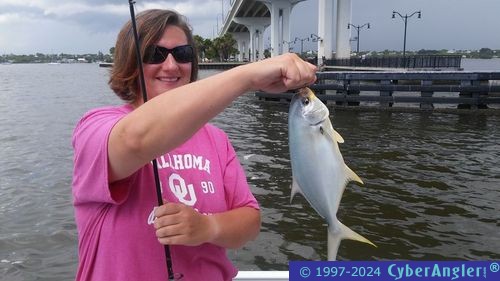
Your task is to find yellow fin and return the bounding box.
[327,222,376,261]
[345,164,363,185]
[332,127,344,143]
[322,121,344,144]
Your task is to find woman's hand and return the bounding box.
[153,203,260,249]
[154,202,216,246]
[244,53,318,93]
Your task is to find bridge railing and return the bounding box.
[323,55,462,69]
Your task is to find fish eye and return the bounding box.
[302,97,310,106]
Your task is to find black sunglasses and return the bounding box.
[143,44,194,64]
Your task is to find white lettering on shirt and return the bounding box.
[169,173,197,206]
[158,153,210,174]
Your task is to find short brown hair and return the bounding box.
[109,9,199,102]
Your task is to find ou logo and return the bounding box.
[168,173,197,206]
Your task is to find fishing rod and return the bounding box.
[127,1,180,280]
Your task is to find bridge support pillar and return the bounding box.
[318,0,334,66]
[233,17,269,61]
[249,25,266,61]
[263,0,305,57]
[231,32,250,62]
[336,0,352,58]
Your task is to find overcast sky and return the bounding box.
[1,0,499,55]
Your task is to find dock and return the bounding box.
[199,62,246,70]
[98,62,113,68]
[98,62,245,69]
[255,71,500,111]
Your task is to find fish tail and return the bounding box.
[327,228,341,261]
[339,221,376,247]
[345,164,364,185]
[327,221,377,261]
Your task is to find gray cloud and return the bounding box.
[1,0,499,54]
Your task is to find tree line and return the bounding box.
[194,34,239,62]
[0,34,240,64]
[363,48,500,59]
[0,51,112,64]
[1,32,499,64]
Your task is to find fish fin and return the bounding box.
[321,121,345,144]
[327,221,376,261]
[345,164,364,185]
[290,177,302,203]
[332,128,345,143]
[338,221,377,247]
[327,222,376,260]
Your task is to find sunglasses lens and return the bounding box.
[143,46,166,64]
[172,45,194,63]
[143,45,194,64]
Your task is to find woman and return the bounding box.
[72,9,316,281]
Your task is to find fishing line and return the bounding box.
[127,1,181,280]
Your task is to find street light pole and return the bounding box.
[392,10,421,59]
[216,13,224,36]
[221,0,224,19]
[347,23,370,54]
[282,40,294,52]
[294,37,309,56]
[310,33,323,42]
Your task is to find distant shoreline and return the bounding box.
[2,48,499,64]
[2,58,500,72]
[3,57,500,64]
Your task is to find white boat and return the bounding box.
[234,271,288,281]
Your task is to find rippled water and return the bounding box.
[1,63,499,280]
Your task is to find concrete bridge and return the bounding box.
[220,0,353,64]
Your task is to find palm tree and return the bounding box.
[212,33,238,61]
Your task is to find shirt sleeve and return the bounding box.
[71,107,131,205]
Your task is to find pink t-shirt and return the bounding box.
[72,104,259,281]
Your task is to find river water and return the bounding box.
[0,60,499,280]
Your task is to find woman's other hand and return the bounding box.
[154,202,260,249]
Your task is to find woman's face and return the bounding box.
[141,25,192,103]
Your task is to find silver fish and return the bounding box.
[288,87,376,260]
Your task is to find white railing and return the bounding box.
[234,271,289,281]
